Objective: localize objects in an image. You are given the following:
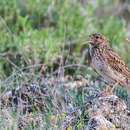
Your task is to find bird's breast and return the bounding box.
[92,57,113,83]
[91,50,116,83]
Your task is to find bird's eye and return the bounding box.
[96,36,99,39]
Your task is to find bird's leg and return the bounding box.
[98,82,112,96]
[109,82,118,94]
[105,83,112,92]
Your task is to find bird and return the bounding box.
[84,33,130,96]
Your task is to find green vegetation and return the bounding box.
[0,0,129,129]
[0,0,129,78]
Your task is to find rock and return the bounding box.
[86,95,130,129]
[85,115,118,130]
[87,95,126,118]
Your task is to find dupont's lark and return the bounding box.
[84,33,130,96]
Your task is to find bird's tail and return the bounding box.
[125,78,130,97]
[120,77,130,97]
[121,67,130,97]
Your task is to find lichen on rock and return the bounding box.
[85,95,130,129]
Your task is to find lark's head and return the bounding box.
[85,33,107,47]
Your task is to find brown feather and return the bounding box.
[87,33,130,96]
[103,44,130,79]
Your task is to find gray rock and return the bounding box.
[85,115,118,130]
[86,95,130,129]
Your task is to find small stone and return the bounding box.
[85,115,118,130]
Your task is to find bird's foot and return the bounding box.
[98,82,118,97]
[109,82,118,94]
[98,83,112,97]
[98,90,109,96]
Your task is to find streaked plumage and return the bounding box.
[86,33,130,96]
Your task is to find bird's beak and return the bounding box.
[82,35,92,45]
[83,41,89,44]
[81,41,89,46]
[82,41,92,45]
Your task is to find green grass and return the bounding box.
[0,0,129,78]
[0,0,130,129]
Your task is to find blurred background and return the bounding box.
[0,0,130,79]
[0,0,130,129]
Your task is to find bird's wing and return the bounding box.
[103,45,130,79]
